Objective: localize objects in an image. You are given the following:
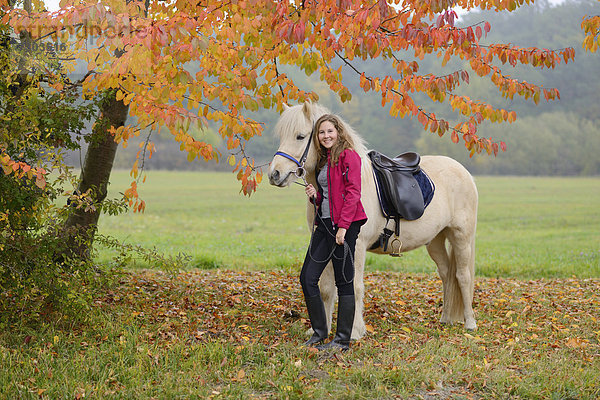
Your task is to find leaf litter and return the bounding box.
[90,269,600,398]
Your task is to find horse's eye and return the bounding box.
[296,134,306,140]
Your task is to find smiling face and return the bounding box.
[318,120,339,150]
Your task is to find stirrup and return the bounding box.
[390,238,403,257]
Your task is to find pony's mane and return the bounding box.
[275,102,368,159]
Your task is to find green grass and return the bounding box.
[473,176,600,278]
[96,171,600,279]
[1,270,598,399]
[2,173,599,399]
[97,171,311,271]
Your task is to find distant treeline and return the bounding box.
[96,0,598,176]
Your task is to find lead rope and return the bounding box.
[302,184,354,286]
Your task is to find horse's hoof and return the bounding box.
[464,321,477,331]
[350,325,367,340]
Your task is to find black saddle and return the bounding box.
[368,150,425,221]
[368,150,434,253]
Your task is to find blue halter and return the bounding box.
[274,129,314,180]
[274,151,303,167]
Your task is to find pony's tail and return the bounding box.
[444,240,475,323]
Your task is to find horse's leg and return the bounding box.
[351,241,367,340]
[426,231,452,324]
[446,227,477,331]
[318,262,336,334]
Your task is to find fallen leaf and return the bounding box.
[565,337,588,349]
[237,369,245,380]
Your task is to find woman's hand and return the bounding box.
[336,227,346,245]
[305,183,317,199]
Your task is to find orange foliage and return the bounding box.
[0,152,47,189]
[2,0,576,197]
[582,13,600,53]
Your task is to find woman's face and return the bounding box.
[318,120,339,149]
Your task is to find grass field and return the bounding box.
[2,172,599,399]
[1,269,598,399]
[96,171,600,279]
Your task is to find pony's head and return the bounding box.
[268,101,328,187]
[268,101,368,187]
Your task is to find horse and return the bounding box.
[268,101,478,339]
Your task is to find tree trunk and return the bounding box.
[62,0,145,260]
[63,94,129,259]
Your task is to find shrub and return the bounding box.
[0,168,108,327]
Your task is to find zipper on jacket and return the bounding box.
[327,152,334,226]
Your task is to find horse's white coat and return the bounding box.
[268,102,478,337]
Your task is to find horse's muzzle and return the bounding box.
[268,168,284,186]
[268,168,294,187]
[268,169,280,185]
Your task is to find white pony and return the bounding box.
[268,102,478,338]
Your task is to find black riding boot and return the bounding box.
[303,294,329,346]
[317,295,355,351]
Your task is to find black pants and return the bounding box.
[300,218,362,298]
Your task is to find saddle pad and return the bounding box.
[415,169,435,209]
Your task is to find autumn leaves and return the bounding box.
[2,0,578,197]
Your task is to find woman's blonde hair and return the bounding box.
[313,114,356,169]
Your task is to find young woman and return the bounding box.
[300,114,367,351]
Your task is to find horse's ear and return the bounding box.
[282,103,290,111]
[302,100,313,121]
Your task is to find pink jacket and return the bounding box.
[313,149,368,229]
